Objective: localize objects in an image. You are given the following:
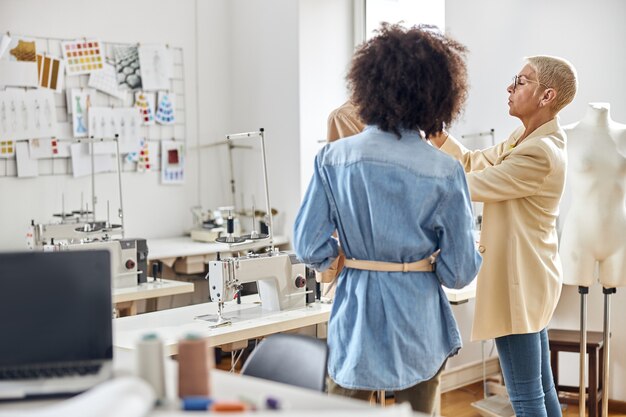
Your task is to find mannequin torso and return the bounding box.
[560,103,626,287]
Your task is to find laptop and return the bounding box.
[0,250,114,399]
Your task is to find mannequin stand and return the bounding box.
[578,286,588,417]
[602,287,616,417]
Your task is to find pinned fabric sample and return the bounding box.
[88,62,127,100]
[69,89,95,137]
[155,92,175,125]
[161,140,184,184]
[36,54,65,92]
[0,139,15,157]
[16,141,38,178]
[8,38,36,62]
[134,91,155,125]
[0,36,38,87]
[115,45,142,90]
[61,39,104,75]
[136,138,152,172]
[138,44,172,91]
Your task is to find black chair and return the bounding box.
[240,333,328,391]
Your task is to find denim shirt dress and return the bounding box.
[294,126,482,391]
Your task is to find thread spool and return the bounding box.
[136,333,166,402]
[177,334,215,398]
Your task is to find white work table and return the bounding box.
[112,278,195,316]
[114,295,332,355]
[0,350,417,417]
[147,235,289,261]
[114,278,476,355]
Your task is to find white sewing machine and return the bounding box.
[208,251,307,315]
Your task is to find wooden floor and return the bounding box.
[441,382,626,417]
[218,352,625,417]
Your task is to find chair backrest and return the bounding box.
[240,333,328,391]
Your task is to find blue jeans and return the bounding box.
[495,328,562,417]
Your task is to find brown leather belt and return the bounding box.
[343,251,439,272]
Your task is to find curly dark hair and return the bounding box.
[348,23,469,138]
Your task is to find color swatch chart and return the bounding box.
[61,39,104,75]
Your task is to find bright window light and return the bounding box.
[365,0,445,39]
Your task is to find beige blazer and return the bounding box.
[441,118,565,341]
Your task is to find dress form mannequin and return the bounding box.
[560,102,626,416]
[561,102,626,287]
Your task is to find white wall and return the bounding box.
[0,0,215,248]
[446,0,626,400]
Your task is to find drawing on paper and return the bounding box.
[114,45,142,90]
[155,92,175,125]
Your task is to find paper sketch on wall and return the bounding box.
[88,61,127,101]
[138,44,172,91]
[16,141,39,178]
[114,45,142,90]
[36,54,65,92]
[89,107,141,154]
[0,89,58,140]
[155,92,175,125]
[134,91,155,125]
[70,89,94,137]
[0,139,15,158]
[70,142,115,178]
[0,35,38,87]
[61,39,104,75]
[161,140,184,184]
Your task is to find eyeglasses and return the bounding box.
[511,75,550,91]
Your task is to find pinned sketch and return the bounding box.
[70,142,115,177]
[138,44,172,91]
[0,89,58,140]
[114,45,142,90]
[16,141,39,178]
[0,139,15,157]
[161,140,184,184]
[61,39,104,75]
[155,92,175,125]
[69,88,95,137]
[134,91,155,125]
[88,61,127,100]
[36,54,65,92]
[88,107,141,154]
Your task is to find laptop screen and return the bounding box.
[0,250,113,368]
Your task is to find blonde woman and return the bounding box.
[430,56,578,417]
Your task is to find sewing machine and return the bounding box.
[64,239,147,289]
[30,220,124,247]
[208,251,307,318]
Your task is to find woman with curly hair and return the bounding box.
[294,23,482,413]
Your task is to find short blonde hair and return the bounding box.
[525,55,578,113]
